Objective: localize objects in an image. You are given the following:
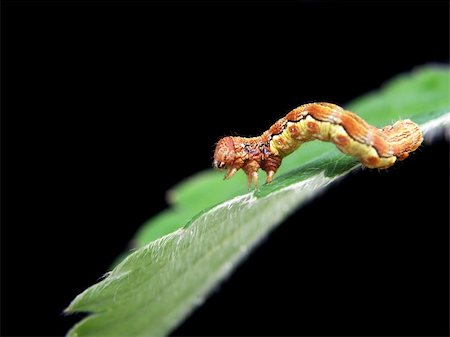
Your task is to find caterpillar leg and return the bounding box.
[243,161,260,188]
[248,172,258,188]
[261,155,282,184]
[224,167,238,180]
[265,170,275,184]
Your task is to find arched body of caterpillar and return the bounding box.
[213,102,423,187]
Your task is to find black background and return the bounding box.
[2,1,449,336]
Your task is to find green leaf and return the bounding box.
[66,65,450,337]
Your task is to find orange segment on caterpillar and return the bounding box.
[213,102,423,187]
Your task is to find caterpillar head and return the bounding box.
[213,136,236,170]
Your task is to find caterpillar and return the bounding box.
[213,102,423,187]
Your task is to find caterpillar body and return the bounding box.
[213,102,423,187]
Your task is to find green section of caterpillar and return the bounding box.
[213,102,423,187]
